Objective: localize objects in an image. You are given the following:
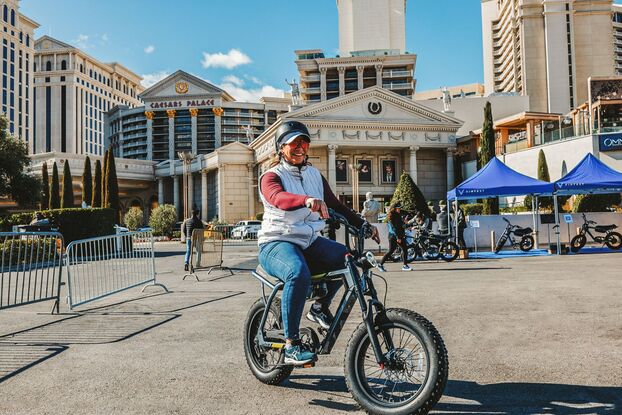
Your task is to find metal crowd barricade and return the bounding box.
[183,229,233,281]
[0,232,64,314]
[65,231,168,309]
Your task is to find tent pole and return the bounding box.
[534,195,539,249]
[553,193,562,255]
[531,195,536,249]
[454,197,459,246]
[447,198,451,237]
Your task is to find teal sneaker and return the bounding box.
[284,344,316,365]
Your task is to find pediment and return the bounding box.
[35,36,74,51]
[286,86,462,128]
[139,70,234,101]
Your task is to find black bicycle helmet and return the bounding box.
[274,121,310,153]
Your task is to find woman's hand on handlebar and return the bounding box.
[370,224,380,244]
[306,197,329,219]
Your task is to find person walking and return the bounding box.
[378,203,412,272]
[452,201,467,249]
[182,209,205,271]
[437,201,449,235]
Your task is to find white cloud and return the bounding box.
[222,75,244,87]
[218,82,285,103]
[140,71,170,88]
[201,49,251,69]
[72,34,91,49]
[244,75,264,86]
[144,45,155,54]
[101,33,109,42]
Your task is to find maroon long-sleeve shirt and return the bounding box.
[260,171,363,228]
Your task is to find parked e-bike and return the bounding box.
[244,210,449,414]
[570,213,622,252]
[494,217,534,254]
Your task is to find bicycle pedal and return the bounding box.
[302,362,315,369]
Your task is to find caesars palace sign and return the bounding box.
[148,99,215,109]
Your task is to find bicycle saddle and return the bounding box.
[595,224,617,233]
[254,265,328,282]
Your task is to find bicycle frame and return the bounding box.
[250,211,392,365]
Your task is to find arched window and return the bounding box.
[10,9,14,26]
[45,61,51,71]
[79,64,83,73]
[3,5,7,22]
[61,60,67,70]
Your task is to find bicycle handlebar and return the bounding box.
[327,209,373,256]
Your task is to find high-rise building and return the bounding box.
[612,3,622,75]
[0,0,38,146]
[33,35,143,156]
[296,0,416,103]
[482,0,615,114]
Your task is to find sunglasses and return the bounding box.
[285,139,310,149]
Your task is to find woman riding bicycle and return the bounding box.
[258,120,379,365]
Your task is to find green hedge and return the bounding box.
[0,238,57,265]
[461,203,484,216]
[0,208,115,245]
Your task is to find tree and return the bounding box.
[104,149,120,223]
[0,113,41,207]
[389,171,433,217]
[479,101,499,214]
[49,162,60,209]
[61,161,74,208]
[82,155,92,207]
[92,159,102,208]
[149,204,177,236]
[101,149,109,206]
[41,162,49,210]
[573,193,622,212]
[124,207,143,230]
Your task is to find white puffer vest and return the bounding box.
[258,161,325,249]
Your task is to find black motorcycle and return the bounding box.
[244,210,448,414]
[570,213,622,252]
[494,217,534,254]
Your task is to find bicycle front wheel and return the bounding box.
[344,308,448,415]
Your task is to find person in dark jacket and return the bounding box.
[378,203,412,271]
[183,209,205,271]
[437,201,449,235]
[452,201,467,249]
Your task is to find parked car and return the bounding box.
[231,220,262,239]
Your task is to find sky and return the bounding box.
[19,0,622,102]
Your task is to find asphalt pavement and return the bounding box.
[0,241,621,414]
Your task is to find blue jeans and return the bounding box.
[258,236,348,340]
[184,239,192,265]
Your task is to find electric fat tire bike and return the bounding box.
[391,227,459,263]
[244,210,449,415]
[570,213,622,253]
[494,217,534,254]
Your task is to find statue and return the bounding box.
[243,124,254,141]
[361,192,381,223]
[285,78,301,105]
[441,86,452,112]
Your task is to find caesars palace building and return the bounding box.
[108,70,462,223]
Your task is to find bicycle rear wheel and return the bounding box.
[344,308,448,415]
[243,298,293,385]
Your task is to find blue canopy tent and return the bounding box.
[551,153,622,253]
[447,157,555,247]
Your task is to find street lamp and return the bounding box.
[178,151,196,220]
[349,162,362,212]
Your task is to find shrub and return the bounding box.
[390,172,433,217]
[573,193,622,212]
[124,207,143,231]
[461,203,484,216]
[500,205,530,214]
[0,238,57,265]
[0,208,115,245]
[149,204,177,236]
[255,212,264,221]
[61,161,74,208]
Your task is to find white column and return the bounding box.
[190,108,198,154]
[188,172,194,212]
[357,65,364,90]
[201,170,208,221]
[247,163,255,219]
[375,64,383,87]
[409,145,419,183]
[446,148,455,191]
[320,67,327,101]
[157,178,164,206]
[217,163,225,221]
[327,144,338,189]
[338,66,346,96]
[173,175,180,219]
[167,110,175,161]
[145,112,153,161]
